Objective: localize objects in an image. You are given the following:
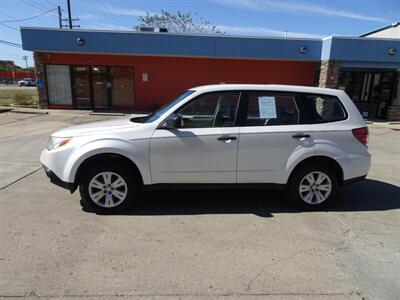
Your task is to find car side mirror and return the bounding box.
[160,114,182,129]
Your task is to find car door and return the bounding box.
[150,92,241,184]
[237,91,314,184]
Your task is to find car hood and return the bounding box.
[52,118,142,137]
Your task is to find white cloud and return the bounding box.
[219,24,324,38]
[212,0,388,23]
[88,22,132,31]
[100,5,152,17]
[76,14,98,20]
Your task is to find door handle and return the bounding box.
[292,133,310,139]
[217,135,237,141]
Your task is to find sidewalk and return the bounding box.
[0,106,148,117]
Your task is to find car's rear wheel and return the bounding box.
[79,162,139,214]
[286,164,338,210]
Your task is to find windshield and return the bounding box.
[131,90,195,123]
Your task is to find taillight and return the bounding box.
[352,127,368,146]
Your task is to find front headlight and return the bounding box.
[46,137,72,151]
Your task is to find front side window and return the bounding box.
[176,92,240,128]
[244,93,299,126]
[304,95,347,123]
[138,90,195,123]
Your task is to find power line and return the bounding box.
[112,0,132,28]
[0,23,19,31]
[104,0,128,28]
[0,39,22,48]
[0,8,58,24]
[44,0,56,7]
[26,0,59,16]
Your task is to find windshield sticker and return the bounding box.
[258,96,277,119]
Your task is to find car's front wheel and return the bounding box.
[79,162,139,213]
[286,164,338,210]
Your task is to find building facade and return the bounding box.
[21,27,400,120]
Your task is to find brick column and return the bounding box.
[33,52,48,109]
[387,106,400,121]
[318,60,340,88]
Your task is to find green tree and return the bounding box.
[135,10,224,34]
[0,60,21,71]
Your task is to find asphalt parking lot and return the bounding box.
[0,110,399,299]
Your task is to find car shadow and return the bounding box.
[81,179,400,217]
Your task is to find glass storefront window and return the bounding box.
[111,67,134,108]
[46,65,72,105]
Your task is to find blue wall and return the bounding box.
[21,27,321,61]
[20,27,400,69]
[321,36,400,67]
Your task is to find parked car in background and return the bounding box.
[40,84,371,213]
[18,78,36,86]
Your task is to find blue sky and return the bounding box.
[1,0,398,67]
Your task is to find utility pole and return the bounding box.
[58,6,62,29]
[22,55,28,68]
[60,1,80,29]
[67,0,72,29]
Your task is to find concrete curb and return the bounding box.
[0,108,12,113]
[10,110,48,115]
[89,112,125,116]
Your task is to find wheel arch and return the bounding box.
[287,156,344,186]
[74,153,144,189]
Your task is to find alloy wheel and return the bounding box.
[299,171,332,205]
[88,171,128,208]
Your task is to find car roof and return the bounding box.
[190,84,344,96]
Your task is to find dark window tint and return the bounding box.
[176,93,240,128]
[245,93,299,126]
[304,95,347,123]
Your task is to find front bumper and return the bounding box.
[43,165,76,192]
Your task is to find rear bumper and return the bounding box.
[43,165,76,192]
[337,153,371,181]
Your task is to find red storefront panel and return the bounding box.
[43,53,316,111]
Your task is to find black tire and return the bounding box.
[79,161,139,214]
[286,163,338,210]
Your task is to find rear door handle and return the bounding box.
[292,133,310,139]
[217,135,237,141]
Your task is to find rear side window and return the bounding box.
[244,93,299,126]
[304,95,347,123]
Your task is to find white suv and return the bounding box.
[41,85,371,213]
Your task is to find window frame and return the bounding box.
[297,93,349,124]
[236,90,306,127]
[169,91,244,129]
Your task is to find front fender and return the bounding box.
[64,138,151,185]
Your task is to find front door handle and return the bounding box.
[217,135,237,141]
[292,133,310,139]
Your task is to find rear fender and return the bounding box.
[285,143,346,183]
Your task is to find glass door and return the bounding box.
[91,66,109,109]
[73,66,91,109]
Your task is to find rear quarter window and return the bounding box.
[304,94,347,123]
